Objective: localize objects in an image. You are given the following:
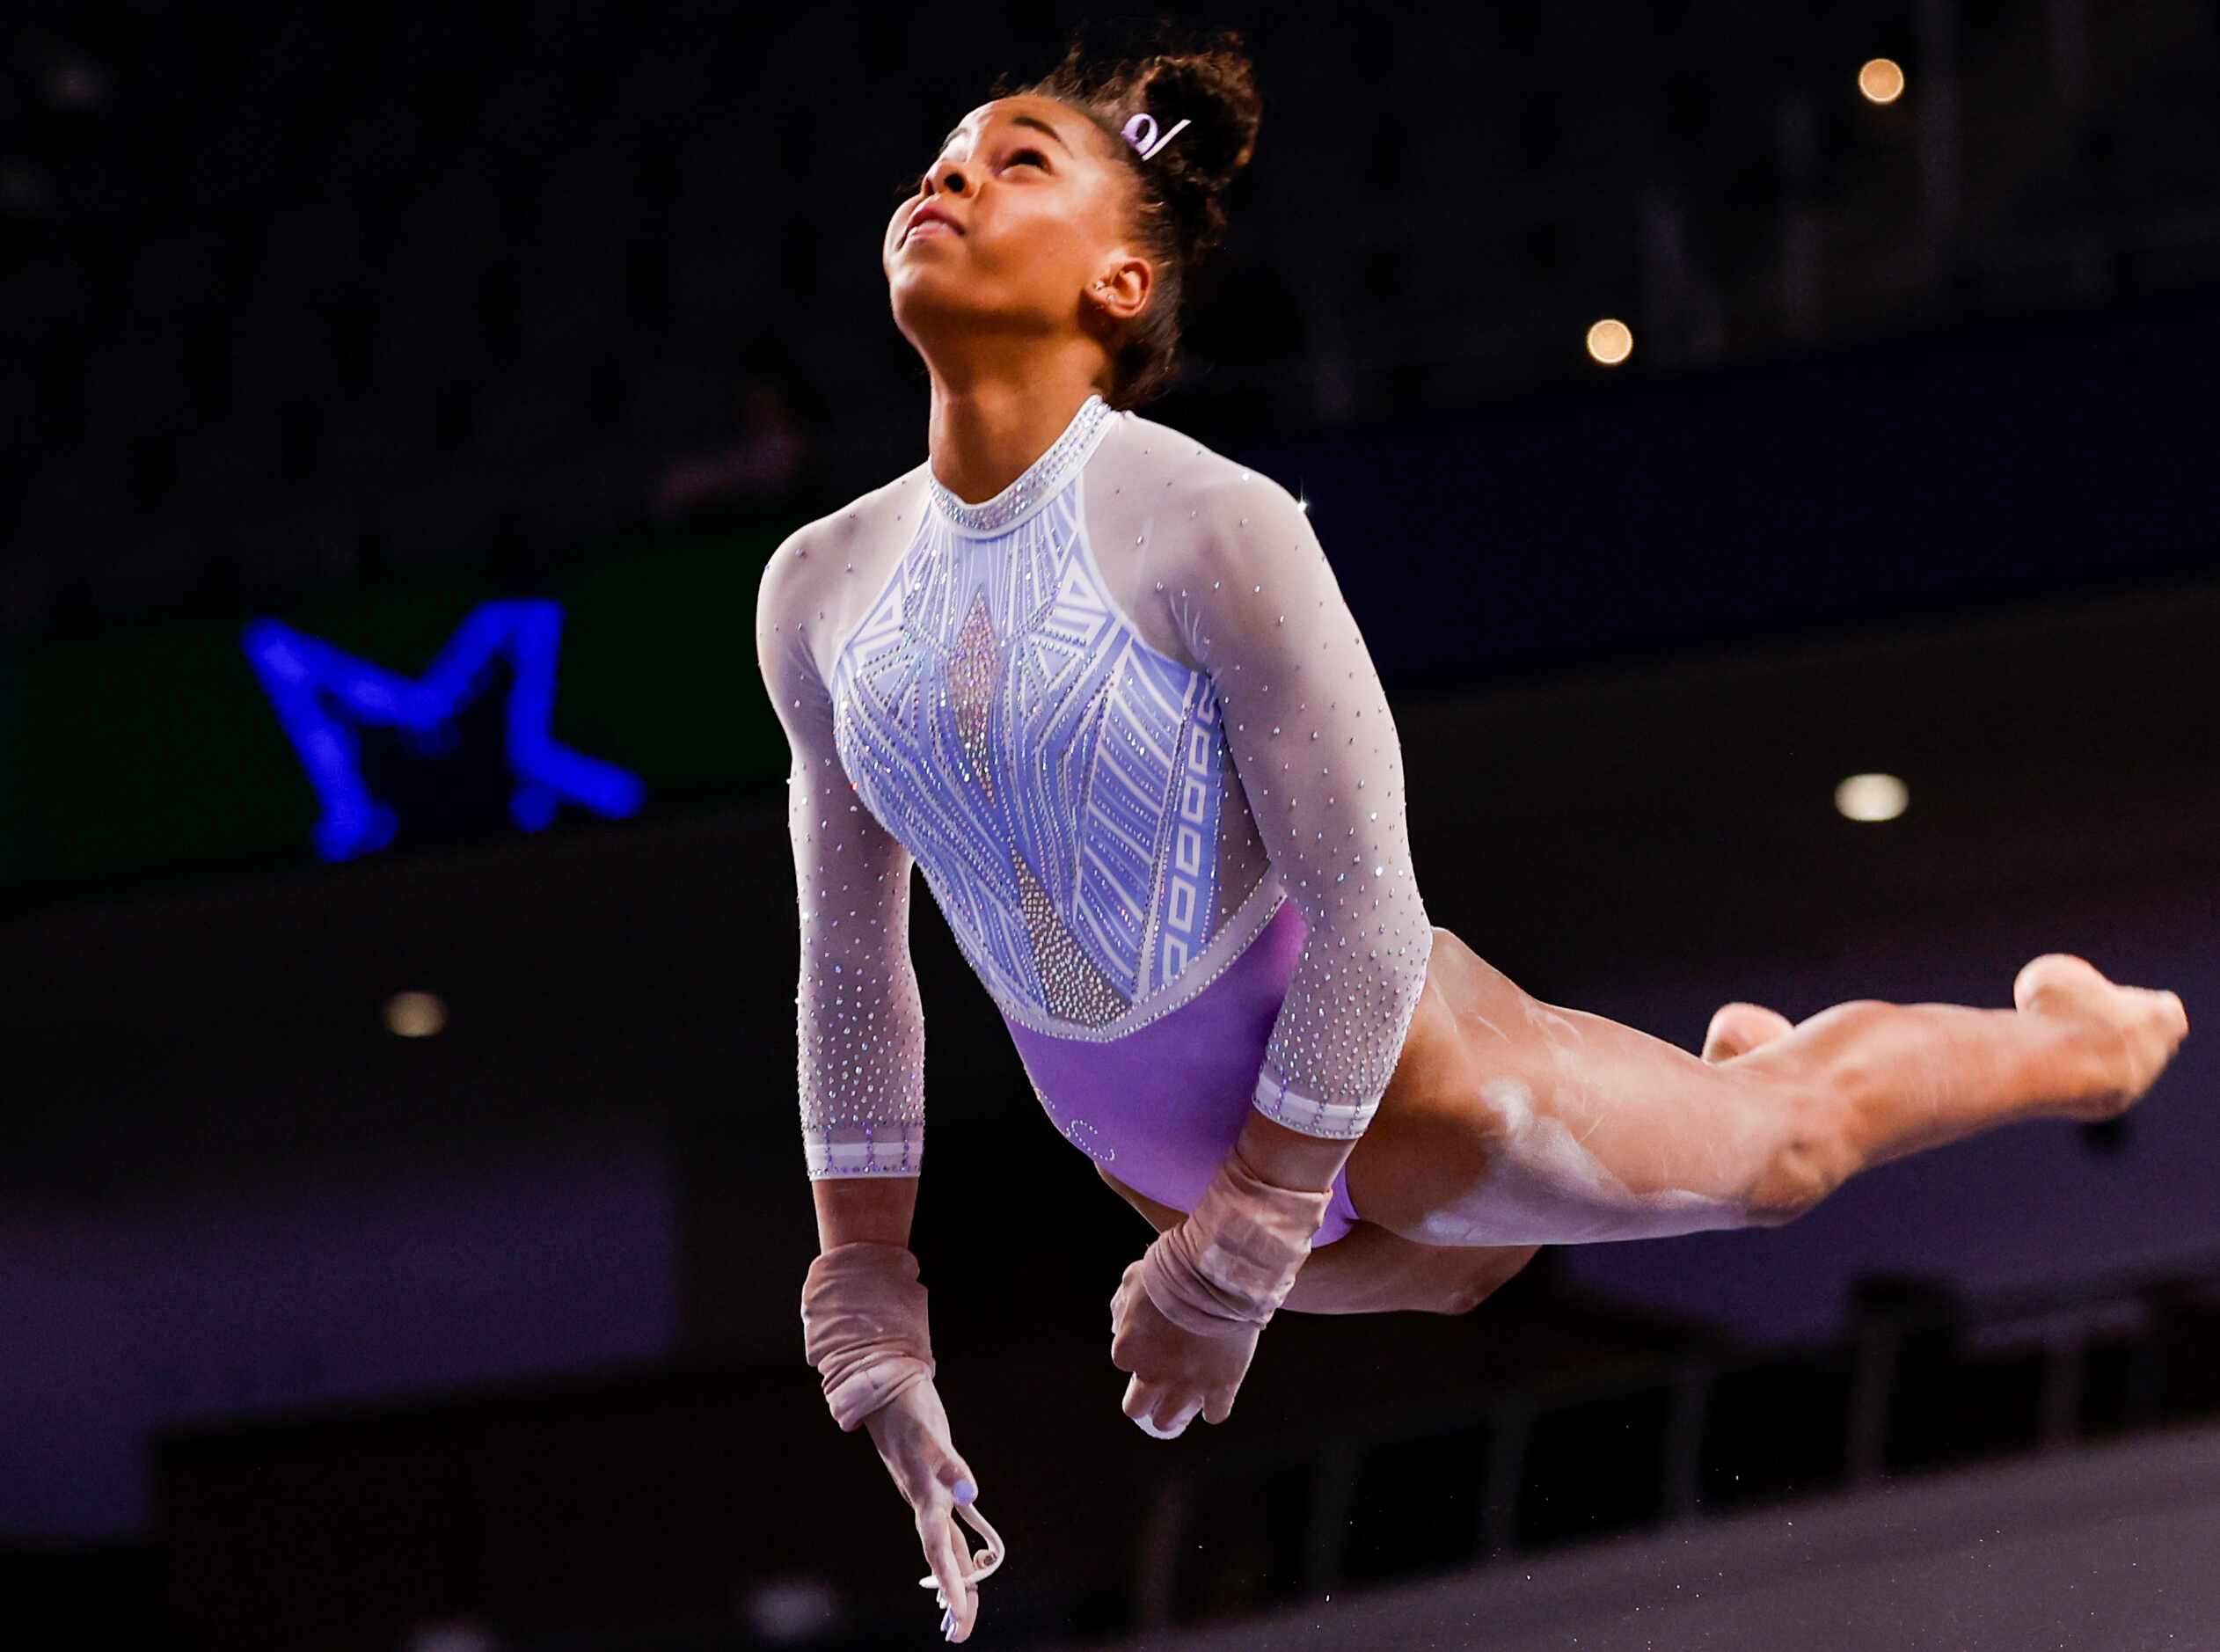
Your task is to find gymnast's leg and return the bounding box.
[1094,1165,1539,1316]
[1343,927,2190,1248]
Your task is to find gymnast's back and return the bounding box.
[756,392,1432,1181]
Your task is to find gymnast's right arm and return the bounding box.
[756,525,991,1643]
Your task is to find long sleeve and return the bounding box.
[1166,473,1435,1138]
[756,529,927,1177]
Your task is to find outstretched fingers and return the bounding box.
[917,1503,981,1641]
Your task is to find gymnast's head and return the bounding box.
[882,26,1261,409]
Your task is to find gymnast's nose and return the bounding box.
[919,161,968,199]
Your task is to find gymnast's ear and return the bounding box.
[1085,253,1153,325]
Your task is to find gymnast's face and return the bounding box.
[884,95,1153,355]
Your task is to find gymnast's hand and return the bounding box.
[860,1378,997,1643]
[1108,1257,1260,1439]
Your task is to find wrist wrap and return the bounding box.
[800,1240,935,1432]
[1136,1142,1333,1336]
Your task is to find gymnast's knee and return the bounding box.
[1736,1083,1861,1226]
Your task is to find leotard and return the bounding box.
[756,393,1433,1246]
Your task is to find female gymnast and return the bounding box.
[756,30,2191,1643]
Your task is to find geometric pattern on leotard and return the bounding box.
[829,399,1252,1037]
[949,592,998,803]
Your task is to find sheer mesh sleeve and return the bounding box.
[1167,474,1435,1138]
[757,526,927,1178]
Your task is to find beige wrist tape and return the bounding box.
[1137,1142,1333,1336]
[800,1240,936,1432]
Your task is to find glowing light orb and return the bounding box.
[1859,58,1906,105]
[1586,318,1633,366]
[1834,772,1910,822]
[384,990,449,1037]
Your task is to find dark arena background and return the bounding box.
[4,2,2219,1648]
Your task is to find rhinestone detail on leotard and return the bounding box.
[830,406,1263,1040]
[925,393,1119,536]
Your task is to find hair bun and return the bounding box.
[1010,22,1263,406]
[1130,39,1260,205]
[1026,24,1261,265]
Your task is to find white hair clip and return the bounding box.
[1120,111,1191,160]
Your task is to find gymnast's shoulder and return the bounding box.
[1104,406,1318,578]
[755,462,931,640]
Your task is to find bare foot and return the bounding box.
[2012,953,2190,1121]
[1703,1001,1796,1064]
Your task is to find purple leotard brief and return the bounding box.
[1000,899,1365,1247]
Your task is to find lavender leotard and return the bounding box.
[759,393,1431,1248]
[1004,902,1362,1245]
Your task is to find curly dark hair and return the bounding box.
[998,23,1262,408]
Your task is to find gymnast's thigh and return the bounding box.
[1340,927,1508,1239]
[1281,1222,1540,1316]
[1097,1163,1536,1314]
[1347,925,1803,1245]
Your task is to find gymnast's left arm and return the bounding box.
[1106,469,1435,1438]
[1191,470,1436,1173]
